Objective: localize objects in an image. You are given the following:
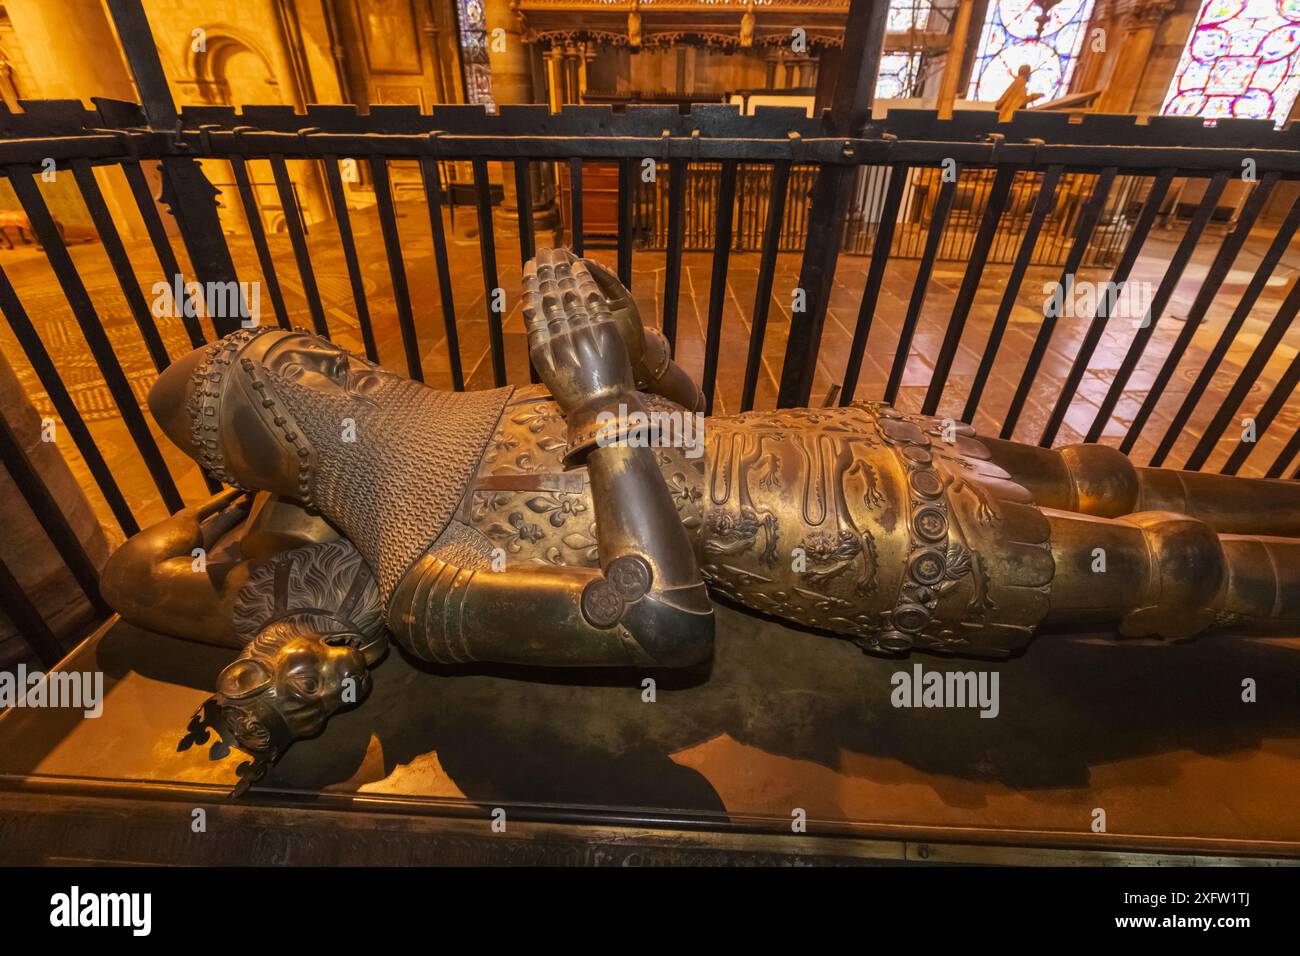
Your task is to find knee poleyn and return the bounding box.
[1115,511,1225,640]
[1058,443,1140,518]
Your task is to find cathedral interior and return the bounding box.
[0,0,1298,869]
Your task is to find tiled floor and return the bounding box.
[3,190,1300,544]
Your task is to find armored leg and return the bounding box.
[983,437,1300,536]
[1044,508,1300,638]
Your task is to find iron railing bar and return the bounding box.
[268,154,329,336]
[7,167,184,514]
[513,159,540,385]
[774,0,886,408]
[165,122,1300,156]
[516,179,542,388]
[416,157,464,390]
[0,134,158,166]
[107,2,247,330]
[120,160,205,348]
[472,158,507,387]
[1037,168,1176,447]
[568,158,584,257]
[661,159,687,351]
[0,265,138,535]
[1221,338,1300,475]
[741,160,791,412]
[702,161,738,414]
[321,156,377,360]
[1267,425,1300,478]
[0,554,63,667]
[513,159,536,266]
[158,154,249,337]
[921,164,1015,416]
[172,125,1300,171]
[1126,173,1279,455]
[617,158,634,289]
[1000,167,1116,440]
[826,0,887,132]
[1091,170,1230,446]
[104,0,178,129]
[840,162,906,406]
[0,410,109,616]
[369,156,424,382]
[1156,189,1300,468]
[69,158,171,372]
[229,156,292,331]
[885,166,960,405]
[1189,276,1300,472]
[777,161,856,407]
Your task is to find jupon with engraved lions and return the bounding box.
[102,248,1300,794]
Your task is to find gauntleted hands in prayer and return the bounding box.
[523,248,704,424]
[522,249,638,419]
[523,249,649,462]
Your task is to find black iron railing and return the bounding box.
[2,0,1300,666]
[631,162,1136,269]
[633,163,817,253]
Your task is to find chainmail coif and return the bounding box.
[271,373,512,604]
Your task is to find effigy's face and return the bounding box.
[149,328,406,501]
[260,332,400,405]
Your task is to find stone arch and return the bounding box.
[185,25,282,107]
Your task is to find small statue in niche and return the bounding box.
[628,0,642,50]
[104,249,1300,793]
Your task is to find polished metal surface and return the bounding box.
[101,247,1300,791]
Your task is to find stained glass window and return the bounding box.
[876,0,933,98]
[455,0,494,108]
[966,0,1097,102]
[1162,0,1300,126]
[888,0,933,33]
[876,52,923,98]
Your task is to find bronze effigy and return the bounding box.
[102,249,1300,793]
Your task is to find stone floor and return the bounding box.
[3,188,1300,544]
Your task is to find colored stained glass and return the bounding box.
[1162,0,1300,126]
[966,0,1097,102]
[456,0,494,108]
[877,1,932,98]
[888,0,933,33]
[876,51,923,98]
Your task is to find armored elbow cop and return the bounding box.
[580,554,715,667]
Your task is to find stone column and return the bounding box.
[485,0,534,106]
[1094,0,1175,113]
[544,44,565,111]
[580,41,596,101]
[559,42,580,103]
[483,0,557,239]
[764,49,779,89]
[1072,0,1117,95]
[937,0,976,118]
[268,0,330,226]
[5,0,157,239]
[5,0,134,101]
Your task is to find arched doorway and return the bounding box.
[190,30,282,107]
